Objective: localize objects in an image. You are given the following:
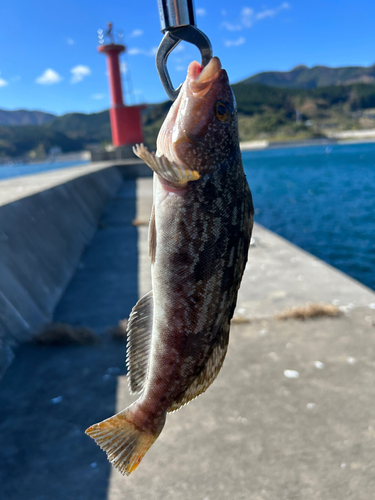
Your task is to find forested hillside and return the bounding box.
[2,64,375,158]
[241,64,375,89]
[0,109,56,126]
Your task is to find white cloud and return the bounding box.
[224,36,246,47]
[128,47,157,57]
[196,8,206,17]
[0,77,8,87]
[173,43,185,53]
[256,9,276,20]
[70,65,91,84]
[175,66,185,71]
[222,3,291,31]
[256,2,291,20]
[91,93,105,100]
[120,61,128,74]
[129,29,144,38]
[241,7,254,28]
[221,9,227,16]
[36,69,63,85]
[222,21,243,31]
[67,38,75,45]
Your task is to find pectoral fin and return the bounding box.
[168,324,230,412]
[133,144,200,185]
[126,291,153,394]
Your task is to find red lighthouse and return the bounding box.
[98,27,143,148]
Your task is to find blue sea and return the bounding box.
[1,147,374,291]
[0,159,89,181]
[243,142,375,291]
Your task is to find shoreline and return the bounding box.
[240,136,375,151]
[2,135,375,167]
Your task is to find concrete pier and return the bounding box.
[0,160,147,376]
[1,171,375,499]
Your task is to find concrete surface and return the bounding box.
[0,163,123,377]
[53,180,139,332]
[238,224,375,318]
[111,309,375,500]
[0,181,140,500]
[107,179,375,500]
[1,176,375,499]
[0,161,119,207]
[0,160,147,377]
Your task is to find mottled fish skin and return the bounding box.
[145,141,253,416]
[85,56,254,475]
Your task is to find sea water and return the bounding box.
[0,159,89,181]
[243,142,375,291]
[1,147,374,291]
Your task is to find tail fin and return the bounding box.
[85,408,164,475]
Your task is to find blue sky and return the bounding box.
[0,0,374,115]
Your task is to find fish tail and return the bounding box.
[85,406,164,475]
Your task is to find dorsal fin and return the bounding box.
[126,291,153,394]
[168,324,230,412]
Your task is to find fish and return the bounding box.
[85,56,254,475]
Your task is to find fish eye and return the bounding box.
[214,100,233,122]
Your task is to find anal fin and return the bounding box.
[133,144,200,185]
[168,324,230,412]
[126,291,153,394]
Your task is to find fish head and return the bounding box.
[157,56,239,173]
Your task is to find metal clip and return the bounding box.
[156,25,212,101]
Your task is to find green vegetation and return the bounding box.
[143,82,375,144]
[0,125,84,159]
[242,64,375,89]
[232,82,375,141]
[0,109,55,126]
[1,63,375,158]
[48,110,111,142]
[0,105,172,158]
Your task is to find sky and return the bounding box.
[0,0,375,115]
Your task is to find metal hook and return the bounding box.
[156,25,212,101]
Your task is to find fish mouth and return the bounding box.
[187,57,222,97]
[156,56,223,165]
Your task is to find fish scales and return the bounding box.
[150,174,248,400]
[86,56,254,475]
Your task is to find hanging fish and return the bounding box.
[86,56,254,475]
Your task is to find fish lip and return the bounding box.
[187,57,222,97]
[157,57,223,163]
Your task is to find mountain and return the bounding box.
[47,104,172,148]
[48,110,111,142]
[231,81,375,140]
[0,125,84,158]
[2,68,375,158]
[0,109,56,126]
[0,103,170,158]
[240,64,375,89]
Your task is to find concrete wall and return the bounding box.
[0,164,124,378]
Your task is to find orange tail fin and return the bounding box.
[86,407,164,475]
